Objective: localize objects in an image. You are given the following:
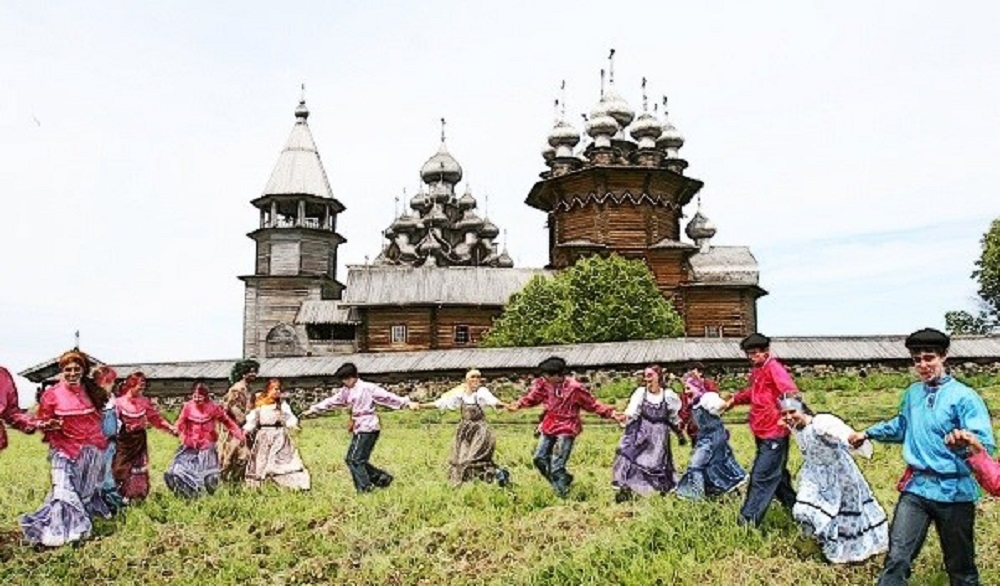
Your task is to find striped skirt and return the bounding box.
[164,446,221,498]
[20,445,111,547]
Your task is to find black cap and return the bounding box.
[905,328,950,353]
[334,362,359,380]
[740,333,771,351]
[685,361,706,373]
[538,356,567,375]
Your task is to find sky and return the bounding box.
[2,1,998,401]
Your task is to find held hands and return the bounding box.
[847,431,867,449]
[945,429,984,455]
[612,412,627,424]
[407,402,421,411]
[36,418,63,432]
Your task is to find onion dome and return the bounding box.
[391,213,418,232]
[480,217,500,239]
[420,141,463,184]
[294,99,309,122]
[585,106,619,147]
[455,209,484,231]
[602,85,634,130]
[409,191,431,212]
[630,111,662,149]
[656,116,685,152]
[547,119,581,158]
[424,204,449,226]
[496,249,514,268]
[541,143,556,163]
[458,186,477,210]
[685,210,717,241]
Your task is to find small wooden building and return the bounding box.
[340,266,551,352]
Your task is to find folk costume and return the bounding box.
[20,350,111,547]
[112,372,176,501]
[91,365,124,512]
[165,383,245,497]
[678,368,718,443]
[864,329,994,586]
[675,391,747,499]
[0,366,35,451]
[431,370,510,486]
[784,398,888,564]
[611,370,685,498]
[218,359,257,482]
[304,363,411,493]
[243,379,310,490]
[731,334,799,525]
[512,357,620,498]
[964,449,1000,496]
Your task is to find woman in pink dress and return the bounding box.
[112,372,177,502]
[20,350,111,547]
[165,382,244,497]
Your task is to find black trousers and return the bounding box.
[738,436,796,525]
[345,431,392,492]
[878,492,978,585]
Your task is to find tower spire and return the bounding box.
[600,68,606,99]
[641,77,648,112]
[440,117,447,143]
[608,48,616,84]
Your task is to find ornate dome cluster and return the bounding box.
[375,121,513,268]
[541,53,688,176]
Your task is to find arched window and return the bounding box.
[265,323,302,357]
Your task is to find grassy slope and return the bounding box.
[1,375,999,586]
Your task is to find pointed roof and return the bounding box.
[262,100,336,199]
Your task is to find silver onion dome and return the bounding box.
[685,210,717,241]
[420,142,463,184]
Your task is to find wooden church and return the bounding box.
[241,58,764,358]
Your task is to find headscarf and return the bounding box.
[91,365,118,388]
[441,369,482,401]
[229,359,260,384]
[254,379,282,408]
[119,372,147,396]
[778,393,804,413]
[682,372,708,398]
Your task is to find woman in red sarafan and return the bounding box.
[112,372,177,502]
[165,382,244,497]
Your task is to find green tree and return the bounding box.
[481,254,684,347]
[946,218,1000,335]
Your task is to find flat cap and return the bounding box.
[740,333,771,351]
[904,328,950,352]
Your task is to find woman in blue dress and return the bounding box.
[780,394,888,564]
[675,378,747,500]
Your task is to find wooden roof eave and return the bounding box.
[251,193,346,214]
[524,167,704,211]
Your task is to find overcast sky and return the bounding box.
[2,1,998,400]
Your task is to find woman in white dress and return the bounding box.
[243,379,311,490]
[779,394,888,564]
[426,369,510,486]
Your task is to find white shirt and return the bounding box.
[809,413,874,459]
[244,402,299,432]
[433,387,501,411]
[624,387,681,419]
[697,392,727,417]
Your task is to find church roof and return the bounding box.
[687,246,760,286]
[294,300,360,325]
[262,100,337,200]
[341,266,552,306]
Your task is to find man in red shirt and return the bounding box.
[509,356,625,497]
[724,333,799,525]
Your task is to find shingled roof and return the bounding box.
[341,266,552,306]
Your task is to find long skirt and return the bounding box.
[675,412,747,500]
[100,440,125,512]
[113,428,150,500]
[611,401,678,496]
[164,446,222,498]
[792,426,889,563]
[218,428,250,482]
[449,403,500,485]
[20,446,111,547]
[245,427,310,490]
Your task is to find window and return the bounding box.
[391,324,407,344]
[704,325,721,338]
[454,325,470,345]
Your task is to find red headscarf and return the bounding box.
[91,365,118,388]
[119,372,147,396]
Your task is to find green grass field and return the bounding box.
[1,374,999,585]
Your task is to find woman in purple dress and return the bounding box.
[611,366,686,501]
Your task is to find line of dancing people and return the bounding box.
[0,327,996,584]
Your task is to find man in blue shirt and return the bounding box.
[849,328,994,585]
